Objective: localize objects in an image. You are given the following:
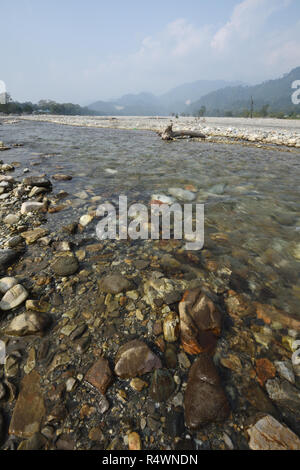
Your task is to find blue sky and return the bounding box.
[1,0,300,104]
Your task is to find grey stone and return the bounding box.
[100,273,133,294]
[51,253,79,276]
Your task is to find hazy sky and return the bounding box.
[1,0,300,104]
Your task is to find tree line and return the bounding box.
[0,96,98,116]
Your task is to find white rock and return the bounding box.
[79,214,93,226]
[0,284,28,311]
[0,277,18,295]
[151,194,176,205]
[168,187,196,201]
[21,201,44,214]
[66,377,77,392]
[3,214,20,225]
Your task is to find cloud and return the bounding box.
[211,0,292,51]
[13,0,298,102]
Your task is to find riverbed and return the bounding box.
[0,118,300,450]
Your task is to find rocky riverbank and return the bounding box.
[3,115,300,149]
[0,128,300,450]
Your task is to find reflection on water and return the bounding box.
[1,120,300,317]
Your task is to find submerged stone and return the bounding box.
[114,340,162,379]
[9,371,46,438]
[22,176,52,188]
[51,253,79,276]
[85,357,113,395]
[184,354,230,429]
[100,273,133,294]
[179,287,222,355]
[248,415,300,450]
[0,249,19,272]
[149,369,175,402]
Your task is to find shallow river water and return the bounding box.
[2,120,300,318]
[1,120,300,450]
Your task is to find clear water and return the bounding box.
[1,120,300,318]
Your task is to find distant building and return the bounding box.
[0,92,9,105]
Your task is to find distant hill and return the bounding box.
[88,80,242,116]
[159,79,242,114]
[189,67,300,116]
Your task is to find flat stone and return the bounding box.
[52,174,72,181]
[266,378,300,433]
[9,371,46,438]
[0,284,28,311]
[248,415,300,450]
[149,369,175,402]
[179,288,222,355]
[114,340,162,379]
[100,273,133,294]
[85,357,113,395]
[5,311,50,336]
[51,253,79,276]
[6,235,24,248]
[275,361,295,384]
[28,186,48,198]
[256,303,300,331]
[21,201,45,214]
[0,175,15,183]
[22,176,51,188]
[184,354,230,429]
[0,276,18,294]
[21,228,48,244]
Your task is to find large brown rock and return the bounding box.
[85,357,112,395]
[179,288,222,355]
[9,371,45,438]
[248,415,300,450]
[114,340,162,379]
[184,354,230,429]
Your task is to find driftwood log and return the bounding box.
[158,124,206,141]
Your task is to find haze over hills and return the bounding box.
[88,69,300,116]
[188,67,300,116]
[88,80,243,116]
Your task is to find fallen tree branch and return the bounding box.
[158,124,206,141]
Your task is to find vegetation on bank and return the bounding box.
[178,104,300,119]
[0,97,98,116]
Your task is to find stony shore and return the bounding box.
[0,123,300,450]
[3,115,300,148]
